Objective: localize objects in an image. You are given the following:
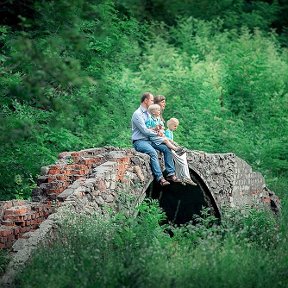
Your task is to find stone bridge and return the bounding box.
[0,146,280,249]
[0,146,281,286]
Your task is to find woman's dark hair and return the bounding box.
[154,95,166,104]
[154,95,166,122]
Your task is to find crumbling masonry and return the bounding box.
[0,146,280,286]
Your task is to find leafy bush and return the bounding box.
[0,0,287,203]
[15,198,288,288]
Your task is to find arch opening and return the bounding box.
[146,169,220,225]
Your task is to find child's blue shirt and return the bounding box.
[145,115,164,130]
[164,129,173,140]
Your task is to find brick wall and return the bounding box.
[0,201,53,249]
[32,148,134,202]
[0,147,152,250]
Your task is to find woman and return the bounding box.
[153,95,166,121]
[154,95,197,186]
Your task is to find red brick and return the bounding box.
[74,169,89,175]
[20,227,30,233]
[80,157,103,166]
[47,175,57,183]
[24,214,32,221]
[6,234,15,242]
[0,243,5,249]
[48,188,64,195]
[117,163,128,181]
[80,159,93,166]
[76,164,88,170]
[262,197,270,203]
[63,169,74,175]
[1,220,15,226]
[71,152,81,159]
[32,205,42,212]
[30,220,36,226]
[49,165,60,169]
[4,206,30,216]
[56,174,68,181]
[45,202,52,207]
[61,181,70,187]
[44,211,51,218]
[53,181,64,189]
[31,205,41,214]
[74,175,85,180]
[71,152,80,157]
[13,227,21,235]
[0,226,14,237]
[116,156,130,164]
[3,215,24,222]
[0,237,6,244]
[48,168,61,175]
[66,164,77,169]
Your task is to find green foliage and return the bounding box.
[116,0,281,31]
[0,0,287,203]
[0,249,9,276]
[15,199,288,288]
[1,1,287,285]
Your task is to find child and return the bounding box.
[165,117,197,186]
[146,104,185,156]
[164,117,178,142]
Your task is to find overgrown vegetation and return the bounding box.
[0,249,9,277]
[1,1,287,284]
[15,199,288,287]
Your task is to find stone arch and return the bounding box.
[147,167,221,225]
[0,147,281,286]
[0,147,280,250]
[188,166,221,218]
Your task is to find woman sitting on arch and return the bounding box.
[154,95,197,186]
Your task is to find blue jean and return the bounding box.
[133,140,175,181]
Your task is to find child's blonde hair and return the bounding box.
[167,117,179,129]
[148,104,161,115]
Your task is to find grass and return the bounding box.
[0,249,9,277]
[13,195,288,288]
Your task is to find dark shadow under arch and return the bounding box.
[146,169,221,225]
